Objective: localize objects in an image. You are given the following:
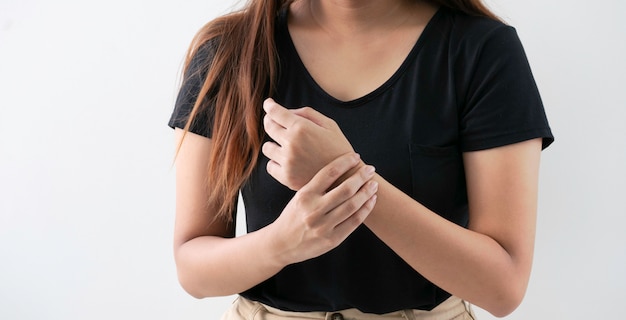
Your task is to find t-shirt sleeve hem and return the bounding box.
[461,127,554,152]
[167,118,184,130]
[166,117,213,138]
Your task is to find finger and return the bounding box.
[320,177,378,243]
[331,194,377,240]
[324,164,376,209]
[263,98,300,128]
[265,159,283,182]
[261,141,283,164]
[328,180,378,222]
[303,153,362,194]
[291,106,331,128]
[263,114,288,146]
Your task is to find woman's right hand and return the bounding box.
[268,152,378,265]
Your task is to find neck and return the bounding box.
[309,0,418,36]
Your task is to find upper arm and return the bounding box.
[173,128,234,250]
[463,138,542,274]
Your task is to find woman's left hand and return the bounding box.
[262,98,358,191]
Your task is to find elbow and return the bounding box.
[485,282,527,318]
[177,267,209,299]
[174,245,206,299]
[174,246,214,299]
[181,286,206,300]
[173,239,216,299]
[489,301,520,318]
[174,252,231,299]
[479,255,532,317]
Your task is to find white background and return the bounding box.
[0,0,624,319]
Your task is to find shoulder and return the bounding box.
[184,11,247,78]
[435,7,518,53]
[185,37,221,76]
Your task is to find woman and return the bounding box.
[168,0,554,319]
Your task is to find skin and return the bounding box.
[174,0,543,317]
[288,0,435,102]
[174,129,377,297]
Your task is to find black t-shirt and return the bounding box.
[169,6,554,314]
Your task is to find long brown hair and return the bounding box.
[178,0,500,222]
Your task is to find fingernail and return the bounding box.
[365,165,375,175]
[369,181,378,192]
[353,153,361,161]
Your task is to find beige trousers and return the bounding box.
[220,295,477,320]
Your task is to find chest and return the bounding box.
[288,27,424,102]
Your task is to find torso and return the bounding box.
[236,4,551,313]
[168,0,552,313]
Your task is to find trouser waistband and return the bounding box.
[221,295,476,320]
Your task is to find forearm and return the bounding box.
[174,152,377,299]
[364,175,531,317]
[175,225,285,298]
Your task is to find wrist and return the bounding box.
[262,218,298,267]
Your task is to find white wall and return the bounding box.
[0,0,624,319]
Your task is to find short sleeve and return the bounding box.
[167,40,218,138]
[458,26,554,152]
